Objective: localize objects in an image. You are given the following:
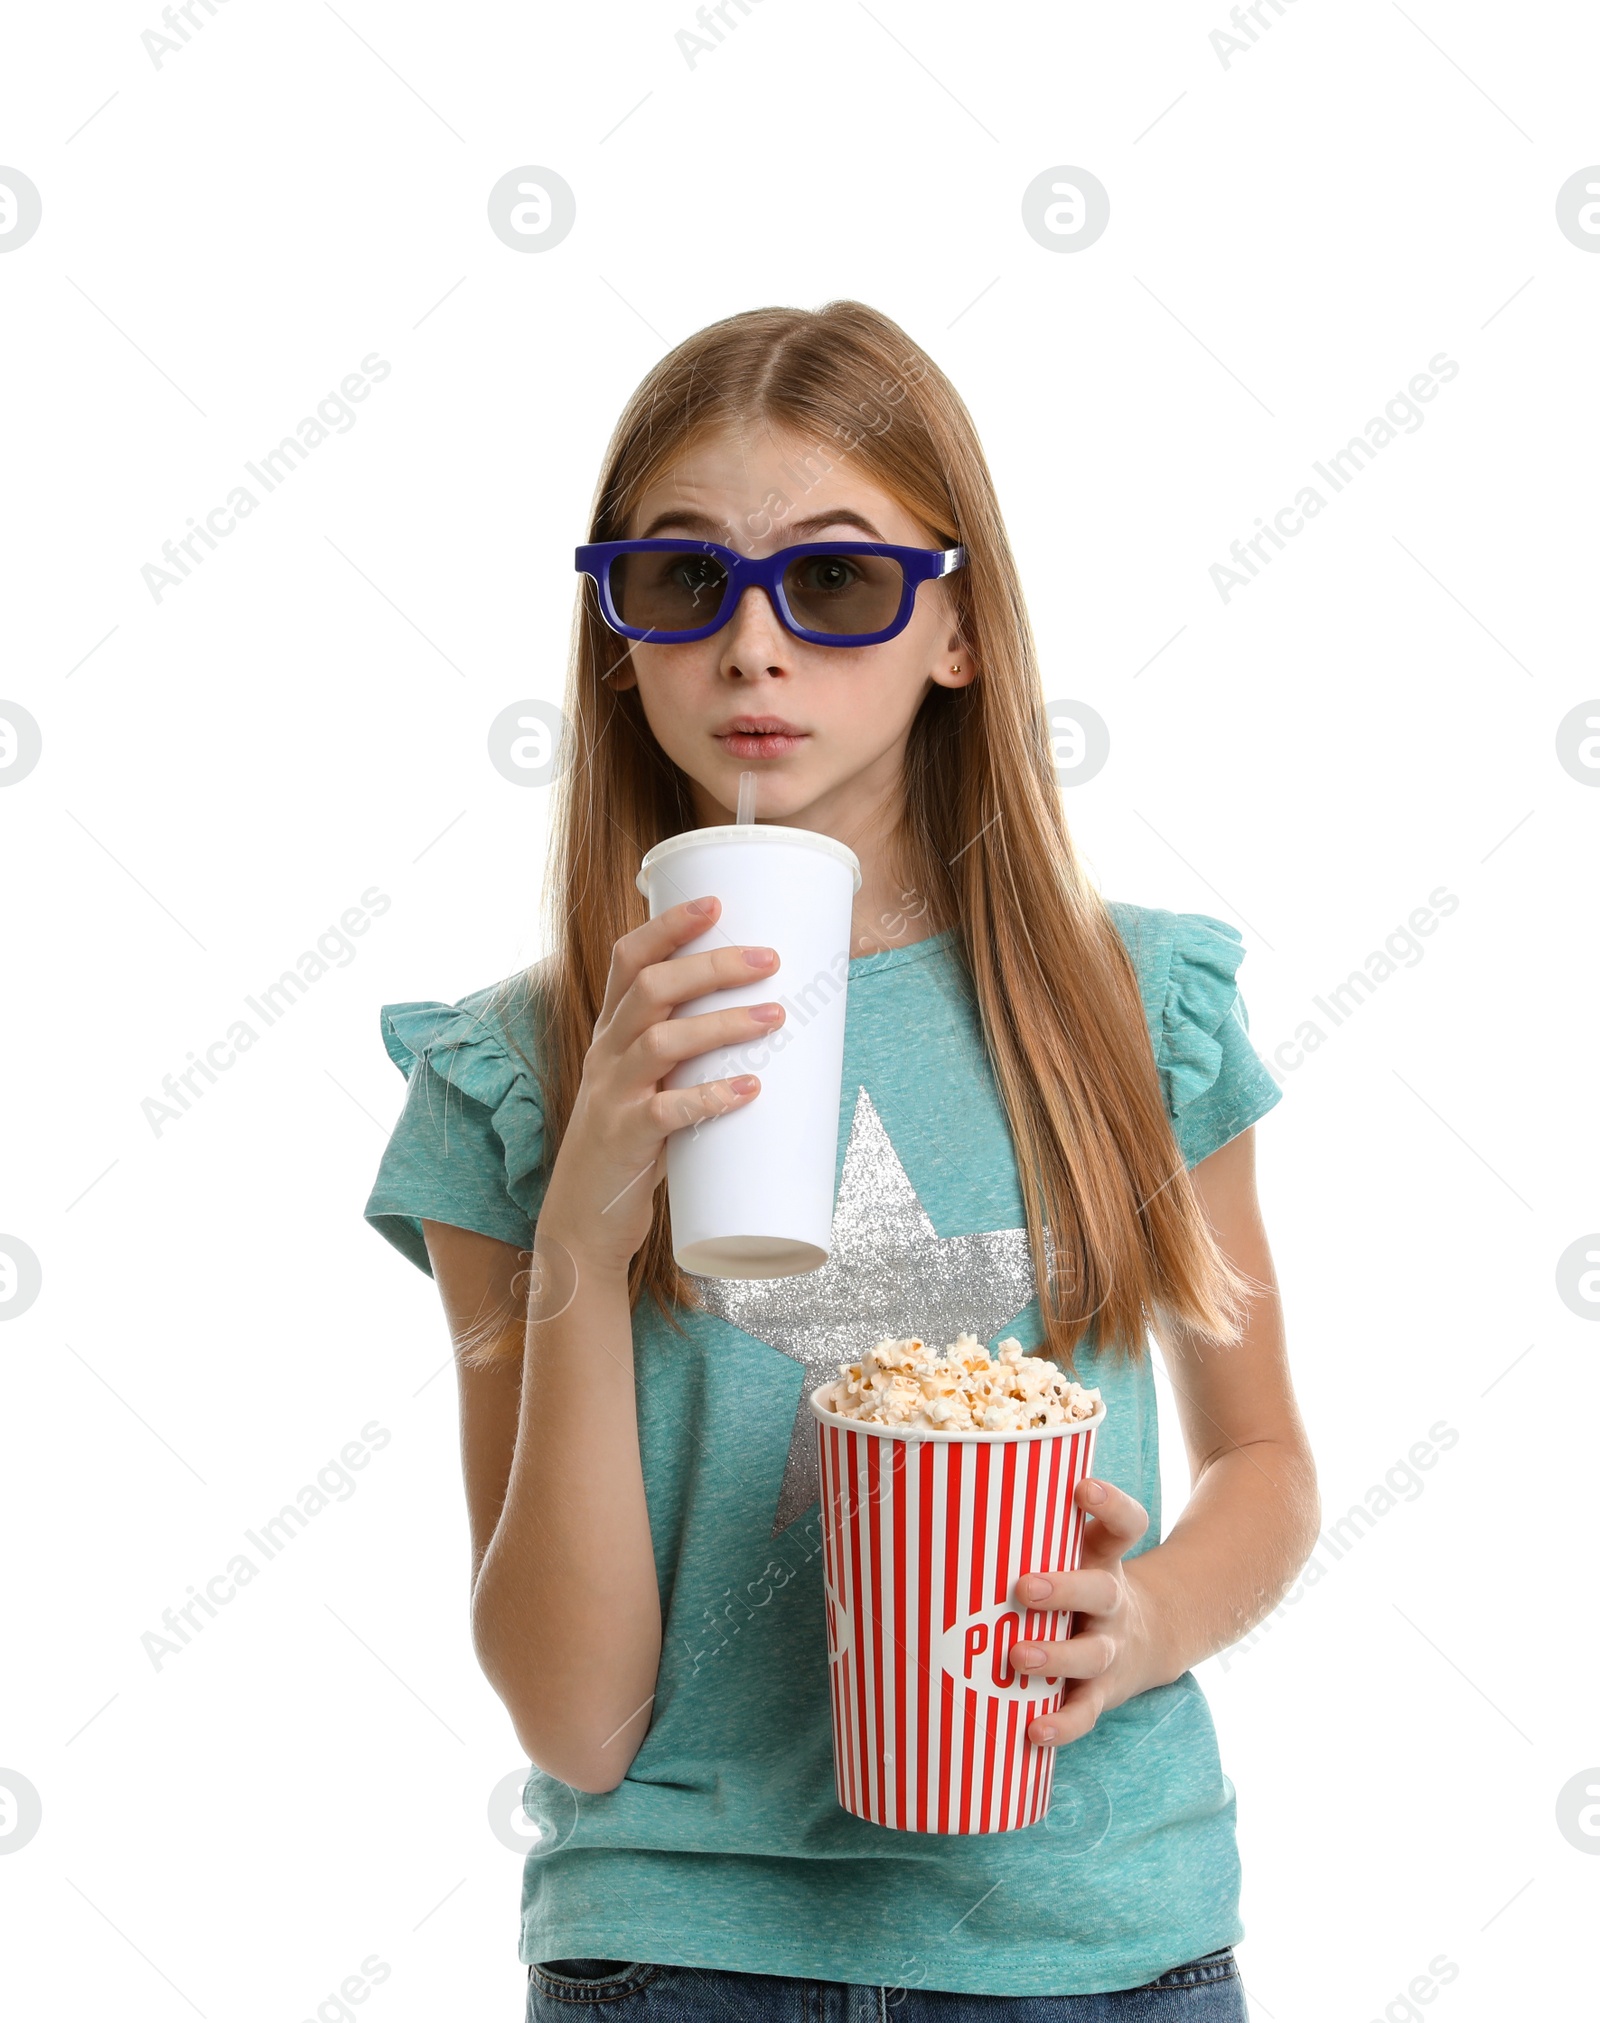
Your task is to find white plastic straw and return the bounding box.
[736,770,757,824]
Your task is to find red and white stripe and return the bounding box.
[814,1403,1101,1834]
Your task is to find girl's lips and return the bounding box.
[717,731,808,756]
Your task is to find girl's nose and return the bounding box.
[717,583,791,673]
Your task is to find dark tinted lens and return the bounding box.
[782,551,905,636]
[611,549,728,634]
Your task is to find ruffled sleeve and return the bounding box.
[1106,902,1284,1170]
[362,973,549,1277]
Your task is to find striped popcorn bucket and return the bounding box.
[808,1384,1105,1834]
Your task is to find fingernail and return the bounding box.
[1013,1646,1044,1669]
[690,897,716,915]
[743,946,775,966]
[751,1002,782,1022]
[1084,1479,1107,1504]
[1035,1724,1057,1743]
[730,1076,759,1095]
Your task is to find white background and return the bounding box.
[2,1,1597,2017]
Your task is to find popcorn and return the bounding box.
[824,1332,1102,1433]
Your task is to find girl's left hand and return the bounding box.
[1007,1478,1163,1749]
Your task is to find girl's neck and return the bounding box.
[848,846,945,962]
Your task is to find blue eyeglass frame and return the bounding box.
[573,538,967,648]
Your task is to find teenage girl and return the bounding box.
[364,300,1319,2020]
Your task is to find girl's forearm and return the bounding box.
[470,1229,661,1793]
[1122,1438,1321,1695]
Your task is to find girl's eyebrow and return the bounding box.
[635,507,888,541]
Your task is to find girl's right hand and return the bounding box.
[535,895,785,1280]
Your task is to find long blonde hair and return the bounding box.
[492,300,1260,1370]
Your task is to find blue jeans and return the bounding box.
[526,1953,1246,2021]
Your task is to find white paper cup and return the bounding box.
[636,824,861,1279]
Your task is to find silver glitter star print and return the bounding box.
[687,1085,1041,1537]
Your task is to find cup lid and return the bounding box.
[637,823,862,896]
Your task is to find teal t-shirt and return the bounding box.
[363,901,1284,1996]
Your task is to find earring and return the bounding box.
[950,664,960,673]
